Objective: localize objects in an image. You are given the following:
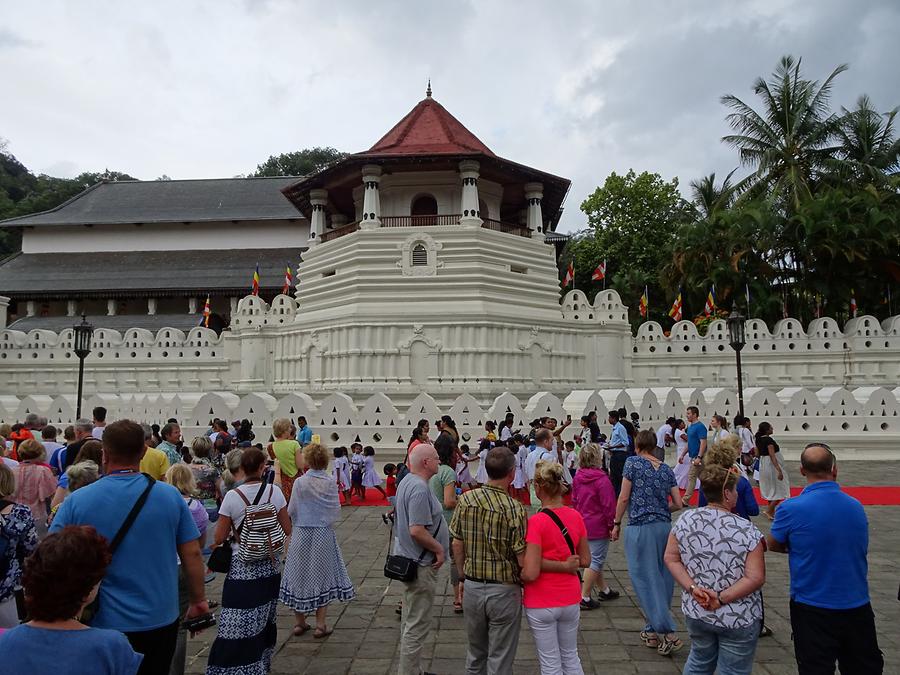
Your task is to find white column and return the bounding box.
[230,296,238,316]
[308,188,328,248]
[66,300,76,317]
[458,160,482,228]
[188,297,198,314]
[525,182,544,238]
[107,299,116,316]
[0,296,9,329]
[359,164,382,230]
[147,298,157,315]
[25,300,36,317]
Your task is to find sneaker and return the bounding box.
[580,598,601,610]
[598,588,620,601]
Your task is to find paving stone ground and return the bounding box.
[185,460,900,674]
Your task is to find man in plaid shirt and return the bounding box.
[450,447,528,675]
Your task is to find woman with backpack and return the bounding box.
[206,448,291,674]
[280,443,355,638]
[0,463,39,627]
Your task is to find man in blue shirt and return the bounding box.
[295,415,313,446]
[51,420,209,675]
[678,406,707,504]
[606,410,630,496]
[768,444,883,674]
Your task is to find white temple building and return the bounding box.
[1,88,899,459]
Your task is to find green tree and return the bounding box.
[831,95,900,188]
[252,147,347,177]
[722,56,847,209]
[573,170,693,326]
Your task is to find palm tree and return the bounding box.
[832,95,900,187]
[721,56,847,210]
[690,170,737,219]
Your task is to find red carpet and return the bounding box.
[353,486,900,508]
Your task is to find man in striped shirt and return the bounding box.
[450,447,527,675]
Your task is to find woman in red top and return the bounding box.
[521,461,591,675]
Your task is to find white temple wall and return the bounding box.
[1,387,897,462]
[22,219,309,254]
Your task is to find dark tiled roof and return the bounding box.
[361,96,495,157]
[0,248,303,298]
[0,177,304,227]
[7,313,210,333]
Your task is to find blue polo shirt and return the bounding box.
[686,422,707,458]
[769,481,870,610]
[609,422,629,452]
[50,473,200,631]
[296,425,313,446]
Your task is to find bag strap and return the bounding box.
[233,481,268,541]
[416,517,442,563]
[540,508,575,556]
[109,474,156,555]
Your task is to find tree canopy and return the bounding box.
[252,147,347,177]
[567,55,900,329]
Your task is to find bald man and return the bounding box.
[394,443,450,675]
[767,444,883,674]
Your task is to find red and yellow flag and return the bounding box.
[282,265,293,295]
[201,295,211,328]
[251,263,260,296]
[668,290,683,321]
[703,285,717,316]
[563,261,574,287]
[639,286,649,318]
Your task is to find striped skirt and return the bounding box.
[206,555,281,675]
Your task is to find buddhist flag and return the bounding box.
[592,260,606,281]
[282,265,293,295]
[201,295,211,328]
[563,261,574,287]
[668,290,683,321]
[850,289,857,318]
[639,286,649,318]
[704,284,717,316]
[251,263,260,296]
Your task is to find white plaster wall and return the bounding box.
[22,219,309,254]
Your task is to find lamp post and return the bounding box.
[727,309,746,418]
[73,313,94,419]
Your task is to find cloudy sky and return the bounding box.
[3,0,899,232]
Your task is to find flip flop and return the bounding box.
[293,624,312,636]
[313,627,334,639]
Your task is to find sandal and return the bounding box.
[657,636,683,656]
[313,626,334,639]
[292,623,311,636]
[639,630,659,648]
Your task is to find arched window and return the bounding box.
[411,194,437,226]
[411,243,428,266]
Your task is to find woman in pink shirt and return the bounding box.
[11,440,56,537]
[521,461,591,675]
[571,443,620,609]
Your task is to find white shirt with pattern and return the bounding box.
[671,507,764,629]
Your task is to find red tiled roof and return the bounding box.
[362,96,495,157]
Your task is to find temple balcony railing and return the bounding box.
[320,215,532,243]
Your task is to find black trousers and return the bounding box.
[790,600,883,674]
[125,619,180,675]
[608,452,627,497]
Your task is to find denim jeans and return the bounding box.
[683,617,760,675]
[623,521,676,635]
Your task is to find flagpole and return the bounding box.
[603,260,606,291]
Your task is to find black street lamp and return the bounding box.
[726,309,746,418]
[73,313,94,419]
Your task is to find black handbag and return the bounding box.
[81,474,156,624]
[383,518,442,582]
[207,483,266,573]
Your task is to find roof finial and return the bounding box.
[426,78,432,98]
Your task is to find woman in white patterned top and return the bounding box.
[663,463,765,675]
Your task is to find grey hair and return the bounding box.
[24,413,40,427]
[66,460,101,492]
[74,418,93,433]
[140,423,153,441]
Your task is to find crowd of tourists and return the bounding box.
[0,405,886,674]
